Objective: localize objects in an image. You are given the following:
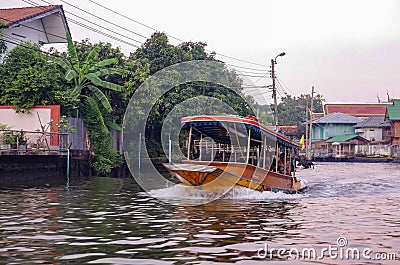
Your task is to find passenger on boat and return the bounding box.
[278,153,290,174]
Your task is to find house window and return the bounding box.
[370,129,375,132]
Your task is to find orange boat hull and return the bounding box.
[163,161,306,193]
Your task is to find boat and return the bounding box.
[163,115,307,193]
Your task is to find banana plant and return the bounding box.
[53,33,126,129]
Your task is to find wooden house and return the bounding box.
[312,112,362,140]
[386,99,400,145]
[354,116,392,143]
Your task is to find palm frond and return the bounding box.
[83,44,103,72]
[86,96,108,134]
[86,73,125,92]
[66,33,80,71]
[105,120,122,131]
[93,68,129,77]
[88,58,118,73]
[87,85,113,113]
[72,85,82,98]
[51,55,72,71]
[66,69,78,81]
[101,109,123,131]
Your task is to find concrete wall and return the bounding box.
[0,154,91,188]
[0,105,60,145]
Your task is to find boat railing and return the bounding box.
[192,139,277,168]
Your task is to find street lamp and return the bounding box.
[271,52,285,129]
[274,52,286,63]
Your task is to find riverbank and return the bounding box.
[0,151,91,188]
[313,156,398,163]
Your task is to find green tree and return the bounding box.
[255,104,274,126]
[132,32,181,75]
[54,33,126,115]
[72,39,149,125]
[128,32,254,157]
[277,93,325,136]
[0,22,6,54]
[54,33,127,175]
[0,41,74,111]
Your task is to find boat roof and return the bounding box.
[181,115,301,149]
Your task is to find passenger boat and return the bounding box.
[163,115,307,193]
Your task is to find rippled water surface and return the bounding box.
[1,162,400,264]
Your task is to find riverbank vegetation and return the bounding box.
[0,31,324,175]
[0,32,254,174]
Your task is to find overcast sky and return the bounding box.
[1,0,400,104]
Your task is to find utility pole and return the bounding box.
[306,86,315,161]
[271,58,278,130]
[270,52,285,131]
[305,96,309,157]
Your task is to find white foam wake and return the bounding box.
[147,184,305,202]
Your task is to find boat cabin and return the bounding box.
[181,115,300,176]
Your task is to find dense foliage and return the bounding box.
[0,42,72,110]
[0,32,255,175]
[127,33,254,150]
[277,93,324,126]
[0,31,319,174]
[277,93,325,137]
[0,29,323,174]
[0,22,6,54]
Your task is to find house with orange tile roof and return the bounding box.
[0,5,69,52]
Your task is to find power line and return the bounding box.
[223,62,267,73]
[236,73,269,78]
[22,0,268,78]
[24,0,142,48]
[64,11,143,45]
[1,34,69,61]
[276,77,294,96]
[86,0,268,69]
[276,79,289,96]
[56,0,148,40]
[3,1,270,80]
[32,0,271,75]
[231,68,269,76]
[253,72,269,84]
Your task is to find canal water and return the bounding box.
[0,162,399,264]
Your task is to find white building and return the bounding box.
[354,116,391,142]
[0,5,69,53]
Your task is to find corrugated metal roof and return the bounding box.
[0,5,60,27]
[354,116,389,128]
[387,99,400,121]
[313,112,362,124]
[326,134,368,143]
